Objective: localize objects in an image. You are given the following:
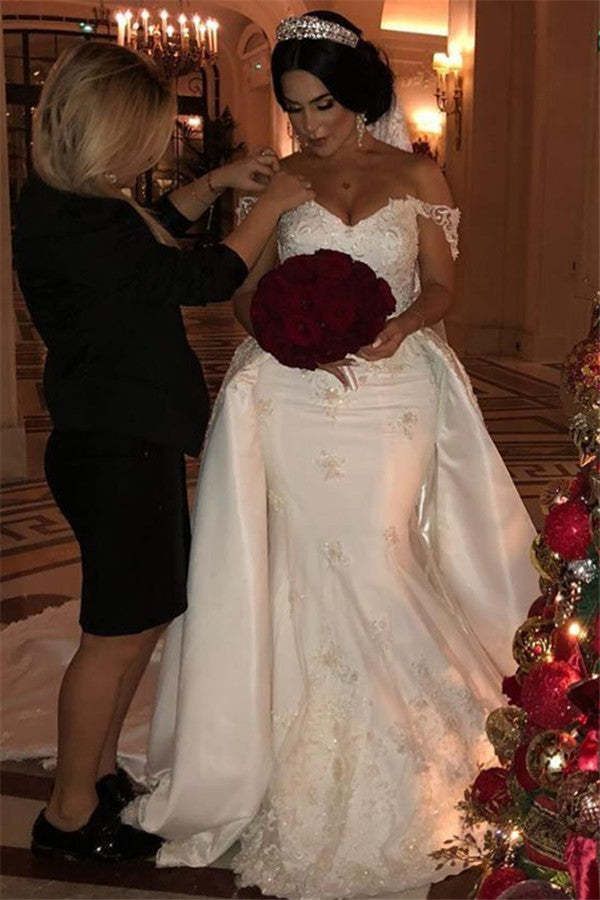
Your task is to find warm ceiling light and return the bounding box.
[380,0,448,36]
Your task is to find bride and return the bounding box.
[126,11,538,899]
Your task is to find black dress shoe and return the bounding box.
[96,766,137,812]
[31,804,163,862]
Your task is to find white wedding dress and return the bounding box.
[0,106,537,900]
[122,194,538,898]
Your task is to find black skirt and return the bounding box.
[45,430,190,636]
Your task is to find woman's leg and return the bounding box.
[96,628,165,780]
[45,623,164,831]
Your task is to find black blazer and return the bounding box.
[14,176,248,456]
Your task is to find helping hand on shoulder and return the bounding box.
[259,169,315,213]
[213,148,280,193]
[214,148,315,213]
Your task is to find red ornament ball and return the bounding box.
[521,661,584,729]
[502,674,523,706]
[471,767,512,819]
[587,615,600,655]
[569,471,590,501]
[527,595,554,619]
[478,866,528,899]
[544,498,591,560]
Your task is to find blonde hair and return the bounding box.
[33,41,178,243]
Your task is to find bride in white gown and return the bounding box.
[125,12,538,899]
[1,11,538,900]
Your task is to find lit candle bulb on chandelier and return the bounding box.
[115,11,126,46]
[141,9,149,43]
[124,10,133,46]
[206,18,218,53]
[178,13,189,49]
[159,9,168,42]
[192,14,201,45]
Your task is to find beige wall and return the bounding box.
[445,0,599,359]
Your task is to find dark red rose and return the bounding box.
[319,287,356,335]
[477,867,528,899]
[471,767,512,819]
[251,249,395,369]
[375,278,396,315]
[314,249,354,280]
[280,254,318,284]
[283,314,322,348]
[351,260,376,288]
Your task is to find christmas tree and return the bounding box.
[433,297,599,900]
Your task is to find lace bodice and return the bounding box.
[277,197,459,315]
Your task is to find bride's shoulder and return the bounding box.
[388,151,454,207]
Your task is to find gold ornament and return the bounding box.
[569,411,599,466]
[557,771,600,837]
[512,617,555,672]
[485,707,528,763]
[531,535,564,582]
[561,293,600,418]
[523,798,568,863]
[553,591,576,628]
[525,730,577,789]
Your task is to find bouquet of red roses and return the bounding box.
[250,249,396,370]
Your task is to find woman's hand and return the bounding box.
[357,316,412,362]
[317,359,359,390]
[214,148,280,193]
[260,170,315,214]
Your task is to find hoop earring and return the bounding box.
[356,112,367,148]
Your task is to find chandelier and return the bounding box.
[114,7,219,77]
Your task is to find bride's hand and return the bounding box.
[317,359,359,390]
[357,316,410,362]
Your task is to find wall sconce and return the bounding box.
[412,109,444,160]
[432,51,463,150]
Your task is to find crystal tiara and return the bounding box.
[275,15,360,49]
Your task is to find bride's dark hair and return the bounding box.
[271,11,394,125]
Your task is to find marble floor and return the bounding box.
[1,292,575,899]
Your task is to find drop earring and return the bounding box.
[356,112,367,148]
[287,120,305,154]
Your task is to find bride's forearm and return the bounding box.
[399,282,453,334]
[233,291,255,336]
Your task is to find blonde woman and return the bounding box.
[14,40,312,863]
